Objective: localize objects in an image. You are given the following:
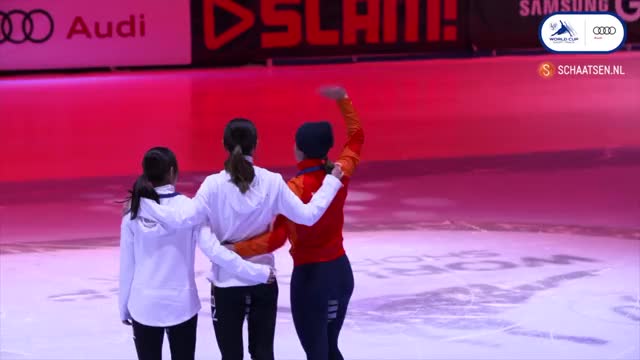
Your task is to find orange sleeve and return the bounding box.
[335,97,364,178]
[233,179,303,258]
[234,215,289,258]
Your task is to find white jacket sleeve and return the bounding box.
[118,217,135,322]
[138,181,211,229]
[196,226,271,283]
[275,174,343,226]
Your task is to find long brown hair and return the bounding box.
[127,147,178,219]
[223,118,257,193]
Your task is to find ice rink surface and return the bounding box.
[1,150,639,359]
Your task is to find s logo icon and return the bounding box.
[538,62,555,79]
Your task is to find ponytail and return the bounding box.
[123,147,177,219]
[225,145,255,194]
[128,175,160,219]
[323,156,335,174]
[223,118,258,193]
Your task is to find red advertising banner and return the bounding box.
[191,0,470,65]
[0,0,192,71]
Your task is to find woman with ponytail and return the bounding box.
[136,119,344,360]
[228,86,364,360]
[119,147,275,360]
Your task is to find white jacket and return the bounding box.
[119,185,271,326]
[139,165,342,287]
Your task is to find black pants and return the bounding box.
[211,282,279,360]
[132,315,198,360]
[291,255,354,360]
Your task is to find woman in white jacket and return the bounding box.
[138,119,344,360]
[119,147,275,360]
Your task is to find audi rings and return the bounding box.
[0,9,54,44]
[593,26,617,35]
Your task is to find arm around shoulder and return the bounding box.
[274,173,342,226]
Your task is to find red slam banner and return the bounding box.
[192,0,469,65]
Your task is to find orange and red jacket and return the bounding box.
[234,97,364,266]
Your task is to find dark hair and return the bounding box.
[223,118,257,194]
[323,156,335,174]
[127,147,178,219]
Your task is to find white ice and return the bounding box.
[1,229,638,359]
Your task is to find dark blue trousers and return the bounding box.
[290,255,354,360]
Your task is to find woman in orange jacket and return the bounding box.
[228,86,363,360]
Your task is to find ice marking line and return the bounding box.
[0,350,33,357]
[457,221,487,232]
[482,303,518,307]
[440,323,522,342]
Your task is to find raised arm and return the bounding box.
[320,86,364,178]
[118,218,135,324]
[275,171,343,226]
[196,225,272,283]
[138,181,212,229]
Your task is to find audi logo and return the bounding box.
[593,26,617,35]
[0,9,54,44]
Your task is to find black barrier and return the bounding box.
[191,0,471,65]
[469,0,640,51]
